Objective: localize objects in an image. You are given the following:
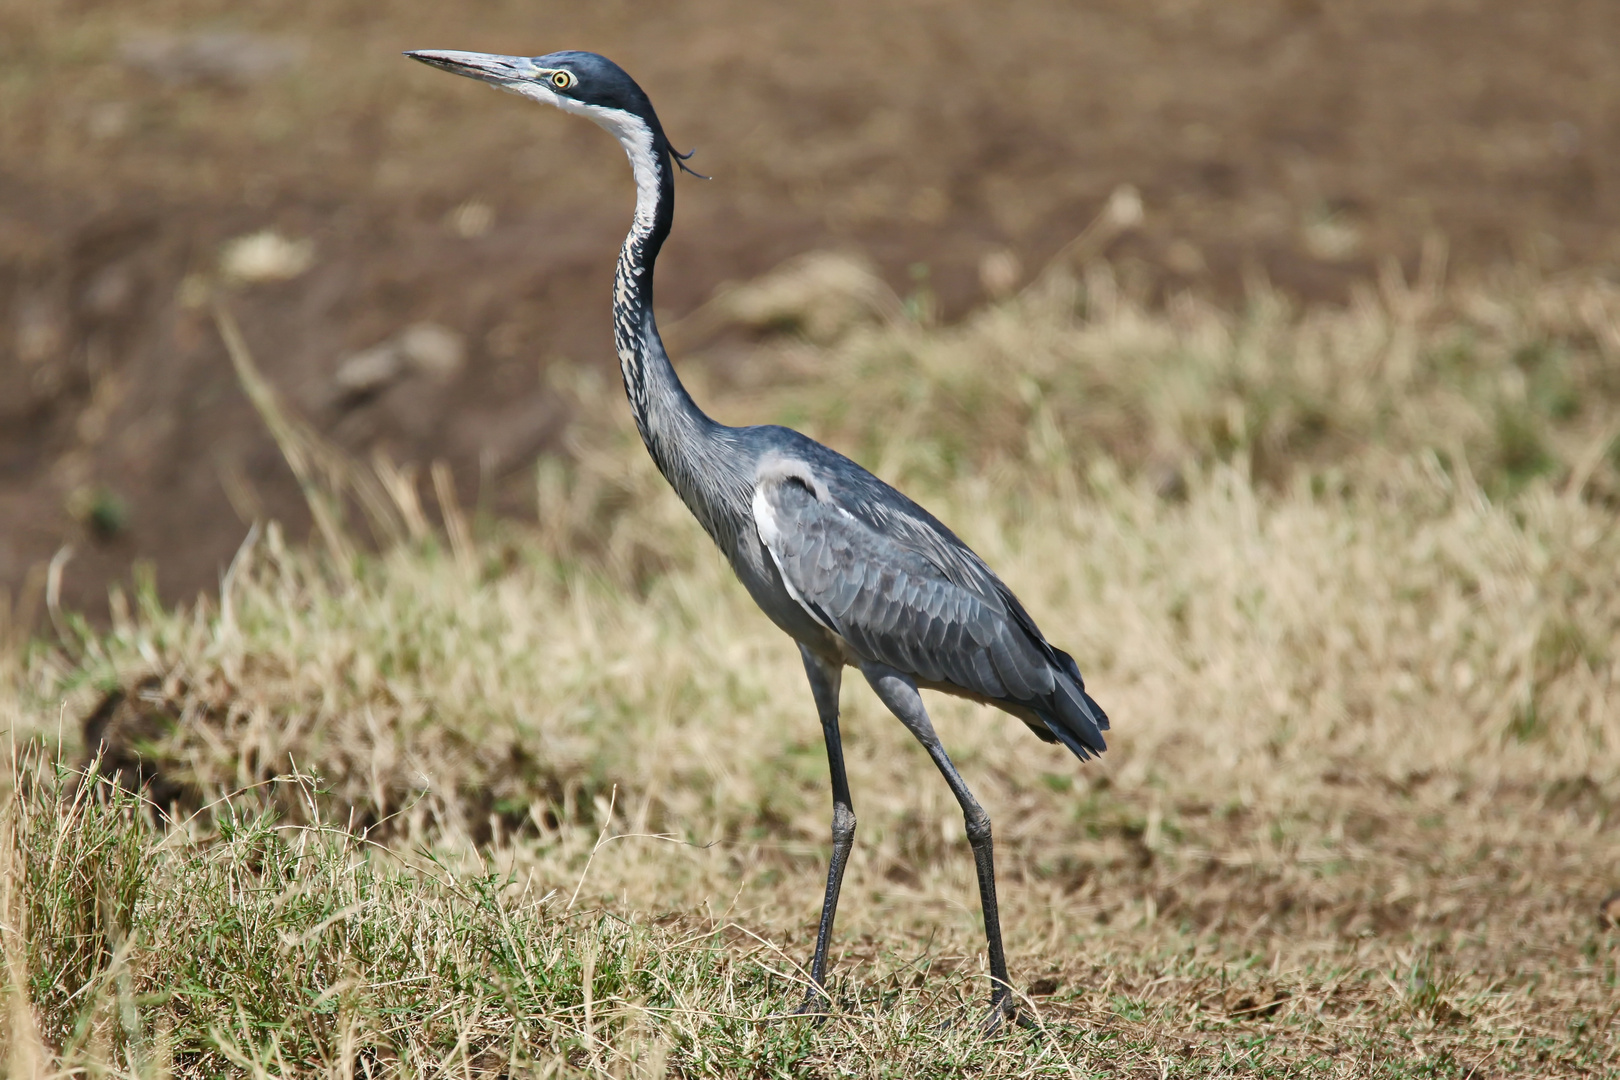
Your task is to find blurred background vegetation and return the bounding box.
[3,0,1620,618]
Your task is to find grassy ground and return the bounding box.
[4,259,1620,1077]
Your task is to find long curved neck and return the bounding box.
[604,114,721,494]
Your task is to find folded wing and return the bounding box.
[753,466,1108,759]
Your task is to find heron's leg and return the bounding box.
[861,663,1017,1027]
[797,645,853,1014]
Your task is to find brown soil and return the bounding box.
[3,0,1618,618]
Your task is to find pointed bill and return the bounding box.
[404,50,539,87]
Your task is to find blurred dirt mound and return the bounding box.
[3,0,1618,618]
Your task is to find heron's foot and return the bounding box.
[793,989,832,1019]
[763,986,832,1024]
[988,992,1042,1037]
[973,989,1011,1037]
[938,991,1034,1038]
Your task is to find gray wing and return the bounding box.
[753,471,1060,704]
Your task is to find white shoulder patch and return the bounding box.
[754,455,827,500]
[751,460,835,631]
[751,482,783,550]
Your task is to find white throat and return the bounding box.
[511,83,660,230]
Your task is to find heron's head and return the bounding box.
[406,49,669,153]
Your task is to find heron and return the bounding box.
[406,48,1110,1028]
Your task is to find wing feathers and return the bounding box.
[753,462,1107,760]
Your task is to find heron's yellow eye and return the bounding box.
[550,71,574,89]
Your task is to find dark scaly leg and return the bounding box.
[862,663,1019,1031]
[795,645,855,1015]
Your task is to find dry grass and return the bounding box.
[4,260,1620,1077]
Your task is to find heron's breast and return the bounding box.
[727,532,845,655]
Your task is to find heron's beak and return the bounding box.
[405,50,536,87]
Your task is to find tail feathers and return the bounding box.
[1037,648,1109,761]
[1053,648,1108,730]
